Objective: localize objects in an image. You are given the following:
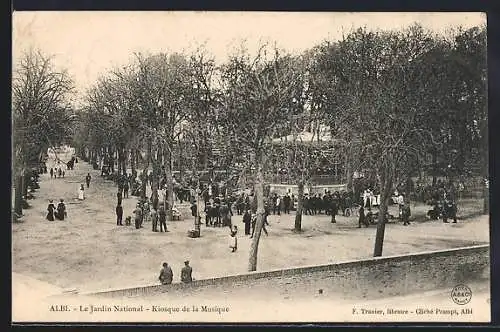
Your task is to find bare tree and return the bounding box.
[127,52,192,219]
[220,43,300,271]
[318,26,454,256]
[12,48,74,216]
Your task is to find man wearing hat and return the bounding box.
[243,209,252,235]
[133,203,143,229]
[158,204,167,232]
[159,262,173,285]
[304,194,311,215]
[116,202,123,226]
[181,260,193,283]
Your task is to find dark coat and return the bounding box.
[181,265,193,283]
[159,266,173,285]
[358,206,365,223]
[116,205,123,216]
[56,202,66,220]
[46,203,56,221]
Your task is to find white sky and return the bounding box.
[12,11,486,102]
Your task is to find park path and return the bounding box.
[12,153,490,294]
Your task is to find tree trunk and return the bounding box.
[151,148,162,210]
[432,152,437,186]
[346,159,354,192]
[130,149,136,174]
[178,141,184,181]
[14,174,23,216]
[22,172,29,197]
[373,161,394,257]
[294,181,304,232]
[151,166,159,209]
[483,161,489,214]
[122,147,127,175]
[248,155,265,272]
[118,147,125,175]
[164,147,174,222]
[141,142,151,200]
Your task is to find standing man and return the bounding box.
[85,173,91,188]
[330,195,339,223]
[116,203,123,226]
[159,204,168,232]
[243,209,252,235]
[204,199,212,226]
[151,207,158,232]
[181,260,193,283]
[50,168,54,179]
[304,194,311,215]
[283,193,291,214]
[159,262,173,285]
[402,201,411,226]
[358,205,366,228]
[133,204,142,229]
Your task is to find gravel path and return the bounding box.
[12,155,489,294]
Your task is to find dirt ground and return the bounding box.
[12,154,490,294]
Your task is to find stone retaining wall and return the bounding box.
[85,244,489,300]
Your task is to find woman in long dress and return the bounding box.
[78,184,85,200]
[46,200,56,221]
[56,199,67,220]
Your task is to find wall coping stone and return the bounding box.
[82,244,489,298]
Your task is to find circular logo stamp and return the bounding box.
[451,284,472,305]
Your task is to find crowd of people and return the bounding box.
[42,152,460,232]
[37,151,466,289]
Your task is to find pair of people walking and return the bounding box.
[46,199,67,221]
[158,260,193,285]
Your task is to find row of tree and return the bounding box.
[12,49,76,216]
[13,23,487,270]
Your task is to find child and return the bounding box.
[229,226,238,252]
